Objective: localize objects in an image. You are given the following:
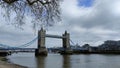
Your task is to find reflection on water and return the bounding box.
[35,56,46,68]
[35,55,71,68]
[62,55,71,68]
[7,53,120,68]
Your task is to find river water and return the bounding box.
[7,53,120,68]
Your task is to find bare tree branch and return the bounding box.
[0,0,61,29]
[3,0,18,4]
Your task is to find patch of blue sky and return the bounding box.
[78,0,94,7]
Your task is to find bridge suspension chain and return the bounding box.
[70,39,76,46]
[17,37,38,48]
[0,37,38,48]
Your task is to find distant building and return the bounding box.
[99,40,120,51]
[82,44,99,52]
[82,44,92,51]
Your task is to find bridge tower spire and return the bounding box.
[35,27,48,56]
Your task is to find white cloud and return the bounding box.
[61,0,96,19]
[108,0,120,16]
[60,0,120,46]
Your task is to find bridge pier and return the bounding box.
[35,28,48,56]
[60,31,73,54]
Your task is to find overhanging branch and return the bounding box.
[3,0,18,4]
[0,0,61,28]
[26,0,51,5]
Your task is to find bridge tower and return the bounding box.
[63,31,70,49]
[61,31,73,54]
[35,28,48,56]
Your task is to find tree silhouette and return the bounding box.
[0,0,61,28]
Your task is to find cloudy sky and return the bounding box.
[0,0,120,48]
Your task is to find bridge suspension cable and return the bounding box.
[0,37,38,48]
[70,39,76,46]
[17,37,38,48]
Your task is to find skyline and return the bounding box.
[0,0,120,47]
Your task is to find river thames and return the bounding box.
[7,53,120,68]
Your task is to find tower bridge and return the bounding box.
[0,28,73,56]
[35,28,73,56]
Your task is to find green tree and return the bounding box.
[0,0,61,28]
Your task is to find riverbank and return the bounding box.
[0,57,27,68]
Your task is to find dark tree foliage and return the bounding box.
[0,0,61,28]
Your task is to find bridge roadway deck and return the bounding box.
[0,48,36,53]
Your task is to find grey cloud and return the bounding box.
[1,0,120,47]
[65,0,120,30]
[59,0,120,46]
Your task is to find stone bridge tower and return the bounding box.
[61,31,73,54]
[62,31,70,49]
[35,28,47,56]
